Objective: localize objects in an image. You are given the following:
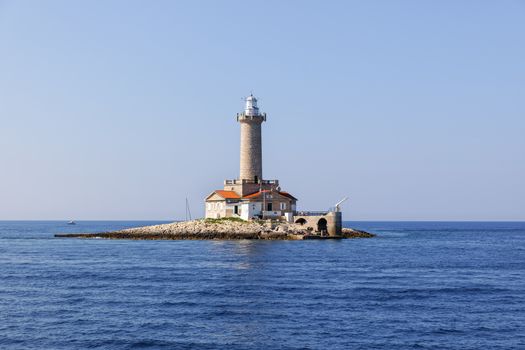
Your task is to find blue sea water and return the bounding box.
[0,221,524,350]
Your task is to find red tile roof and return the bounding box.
[214,190,241,199]
[243,191,265,199]
[243,190,297,200]
[278,191,298,200]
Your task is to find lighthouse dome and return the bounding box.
[244,94,260,116]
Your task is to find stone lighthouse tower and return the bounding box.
[237,94,266,182]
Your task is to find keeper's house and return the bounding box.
[206,186,297,221]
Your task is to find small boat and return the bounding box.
[67,221,76,225]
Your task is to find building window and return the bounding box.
[280,202,286,210]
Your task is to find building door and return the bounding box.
[317,218,328,234]
[234,205,239,215]
[267,203,273,211]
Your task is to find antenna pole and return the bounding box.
[262,184,265,220]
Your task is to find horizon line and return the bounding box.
[1,219,524,223]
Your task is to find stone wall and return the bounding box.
[225,181,269,197]
[292,212,342,236]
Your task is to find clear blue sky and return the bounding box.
[0,0,524,221]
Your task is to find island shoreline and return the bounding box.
[54,219,375,240]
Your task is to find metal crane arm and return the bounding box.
[334,197,349,212]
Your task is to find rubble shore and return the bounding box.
[55,218,375,240]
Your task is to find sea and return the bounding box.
[0,221,524,350]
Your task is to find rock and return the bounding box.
[340,228,376,238]
[55,218,375,240]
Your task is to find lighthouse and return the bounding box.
[204,95,342,236]
[237,94,266,182]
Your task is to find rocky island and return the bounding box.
[55,218,375,240]
[56,96,376,242]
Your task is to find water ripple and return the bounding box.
[0,221,524,349]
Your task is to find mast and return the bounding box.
[185,198,192,221]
